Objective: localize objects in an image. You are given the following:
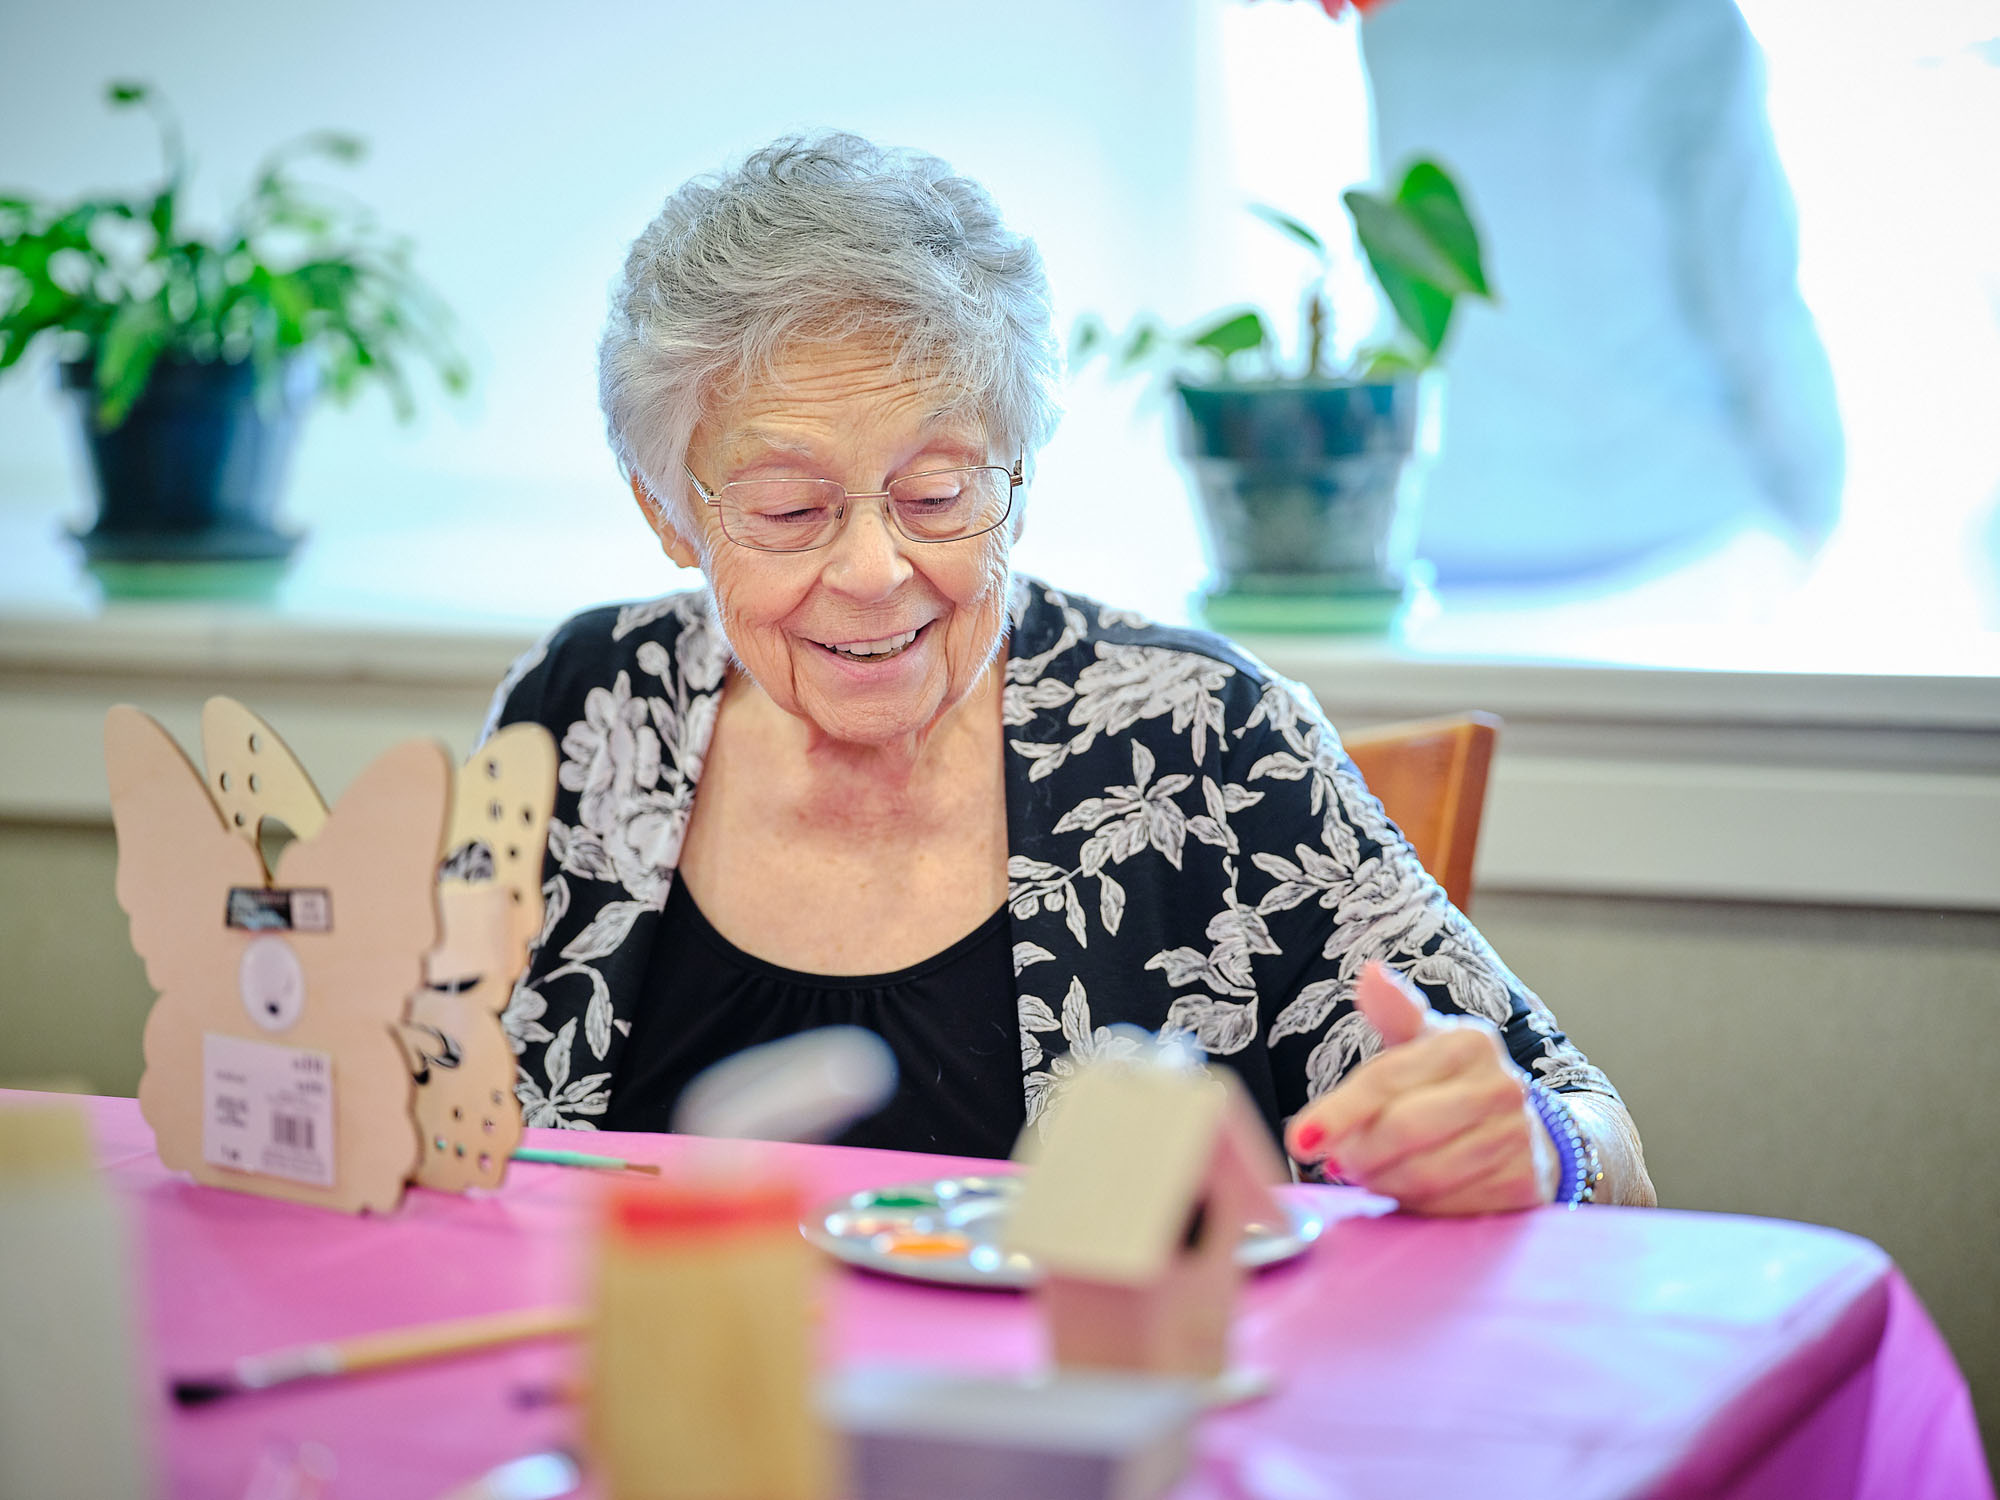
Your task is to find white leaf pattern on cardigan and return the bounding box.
[485,576,1620,1133]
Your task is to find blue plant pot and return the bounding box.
[61,356,314,570]
[1174,377,1439,632]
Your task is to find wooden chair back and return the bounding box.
[1339,712,1501,913]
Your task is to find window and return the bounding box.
[1738,1,2000,642]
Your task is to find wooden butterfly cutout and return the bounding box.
[107,702,449,1214]
[202,703,557,1192]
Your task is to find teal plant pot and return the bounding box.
[1174,376,1440,633]
[61,357,313,579]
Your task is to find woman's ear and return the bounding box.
[630,471,702,570]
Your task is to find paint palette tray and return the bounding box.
[803,1174,1325,1289]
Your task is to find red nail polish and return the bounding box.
[1294,1121,1324,1154]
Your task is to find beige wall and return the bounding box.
[3,823,1995,1463]
[0,823,151,1095]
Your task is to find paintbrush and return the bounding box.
[511,1146,661,1174]
[171,1305,584,1406]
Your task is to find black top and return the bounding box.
[601,877,1025,1160]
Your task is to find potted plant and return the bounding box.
[1074,159,1492,632]
[0,82,468,592]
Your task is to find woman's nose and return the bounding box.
[821,496,912,600]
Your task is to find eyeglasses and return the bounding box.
[682,460,1023,553]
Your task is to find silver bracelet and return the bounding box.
[1527,1080,1602,1208]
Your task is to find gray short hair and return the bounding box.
[600,132,1062,516]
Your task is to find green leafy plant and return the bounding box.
[1073,158,1493,385]
[0,81,470,428]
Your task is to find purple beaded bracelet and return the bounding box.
[1527,1080,1602,1208]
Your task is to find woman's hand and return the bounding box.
[1283,962,1558,1215]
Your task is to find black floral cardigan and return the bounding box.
[486,575,1618,1137]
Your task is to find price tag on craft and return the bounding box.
[201,1034,336,1187]
[105,702,450,1214]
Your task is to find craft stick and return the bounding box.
[512,1146,661,1175]
[172,1305,585,1405]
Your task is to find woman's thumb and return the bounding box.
[1355,961,1432,1048]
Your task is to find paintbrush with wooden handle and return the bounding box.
[171,1305,584,1406]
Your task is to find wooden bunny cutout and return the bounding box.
[403,724,557,1192]
[107,704,450,1214]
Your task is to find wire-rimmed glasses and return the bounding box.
[682,460,1023,553]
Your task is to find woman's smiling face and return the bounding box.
[650,340,1016,750]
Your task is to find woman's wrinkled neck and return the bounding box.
[730,655,1005,823]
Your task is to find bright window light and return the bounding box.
[1737,0,2000,639]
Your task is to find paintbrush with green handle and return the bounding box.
[511,1146,660,1174]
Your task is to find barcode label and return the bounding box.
[203,1034,336,1187]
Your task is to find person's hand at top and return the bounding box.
[1284,961,1559,1215]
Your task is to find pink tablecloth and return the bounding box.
[42,1092,1994,1500]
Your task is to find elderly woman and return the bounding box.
[489,133,1654,1214]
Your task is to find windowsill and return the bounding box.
[4,490,1997,912]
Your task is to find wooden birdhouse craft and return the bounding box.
[1005,1057,1285,1382]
